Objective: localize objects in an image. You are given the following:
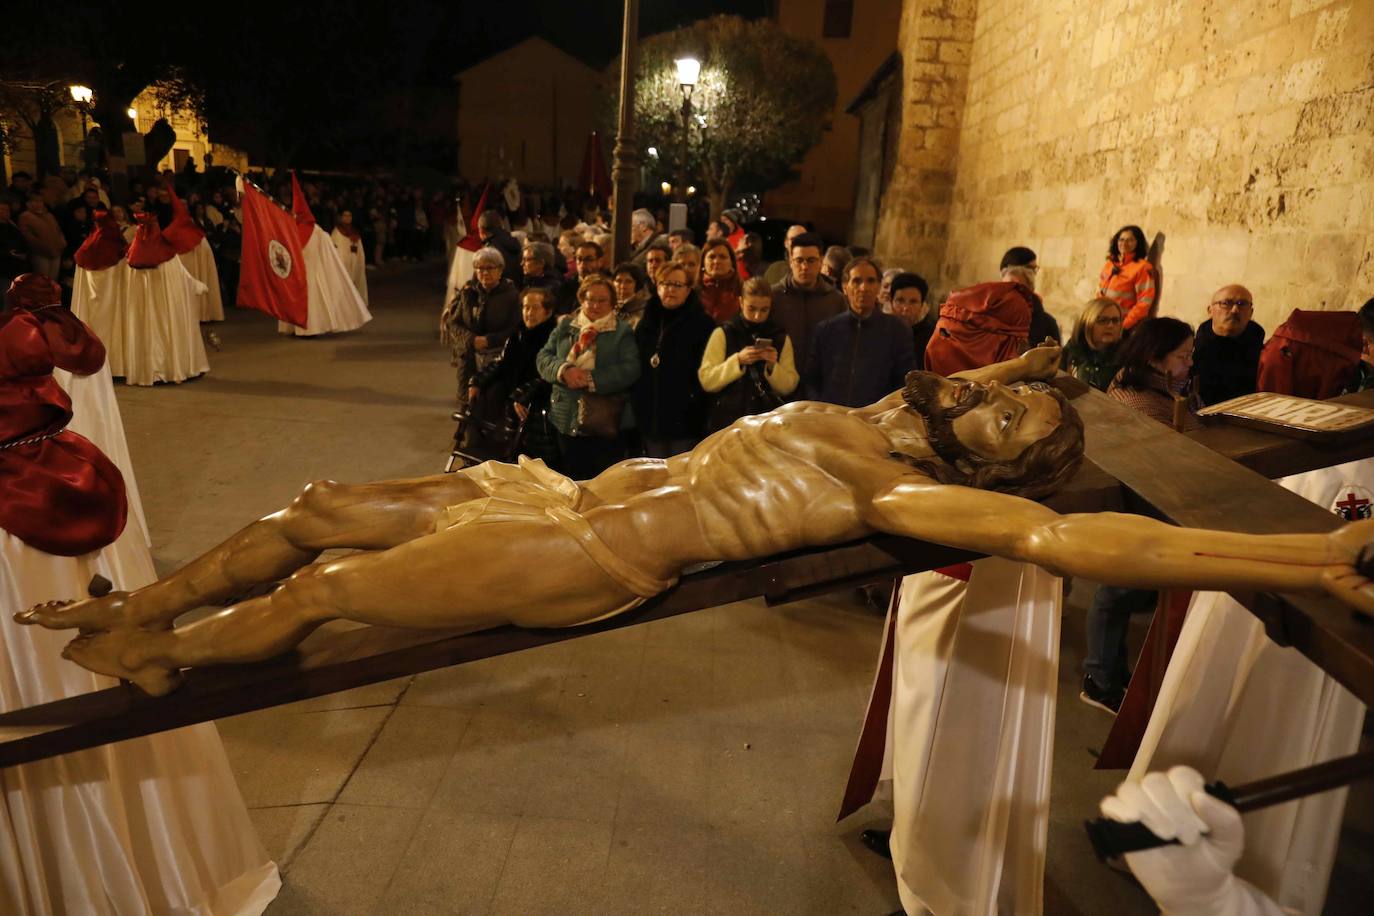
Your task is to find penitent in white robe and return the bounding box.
[74,259,210,386]
[330,228,369,306]
[178,237,225,321]
[1130,457,1371,915]
[0,367,279,915]
[444,245,474,314]
[863,558,1060,916]
[277,224,372,337]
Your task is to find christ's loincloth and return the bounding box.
[438,457,677,623]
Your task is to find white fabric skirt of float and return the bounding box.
[1130,457,1372,915]
[277,224,372,336]
[73,260,210,386]
[873,558,1061,916]
[331,228,369,306]
[179,237,225,322]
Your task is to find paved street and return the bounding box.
[107,263,1369,915]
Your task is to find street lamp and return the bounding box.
[69,84,93,141]
[674,57,699,203]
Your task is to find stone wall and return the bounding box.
[874,0,1374,334]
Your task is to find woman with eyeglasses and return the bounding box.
[633,261,717,458]
[536,275,641,478]
[441,246,521,412]
[1061,298,1125,391]
[1098,224,1157,331]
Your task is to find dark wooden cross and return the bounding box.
[2,385,1373,768]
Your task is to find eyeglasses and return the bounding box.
[1094,315,1122,325]
[1211,299,1253,310]
[658,281,689,290]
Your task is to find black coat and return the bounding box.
[0,221,28,281]
[472,315,556,401]
[1193,319,1265,406]
[633,293,717,441]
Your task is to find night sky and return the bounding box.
[418,0,775,79]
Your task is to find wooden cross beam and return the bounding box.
[1,386,1372,768]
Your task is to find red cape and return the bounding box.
[0,275,126,556]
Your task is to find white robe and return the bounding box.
[876,558,1061,916]
[1130,458,1371,915]
[277,224,372,337]
[330,228,369,306]
[0,367,279,915]
[73,259,210,386]
[178,237,225,322]
[444,245,474,313]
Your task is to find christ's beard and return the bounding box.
[901,371,986,470]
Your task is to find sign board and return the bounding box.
[1198,392,1374,440]
[667,202,687,233]
[121,132,145,166]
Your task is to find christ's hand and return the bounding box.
[1322,518,1374,615]
[1020,338,1062,380]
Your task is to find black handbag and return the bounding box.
[576,392,625,438]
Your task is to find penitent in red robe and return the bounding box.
[0,275,127,556]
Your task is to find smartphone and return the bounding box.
[753,337,773,348]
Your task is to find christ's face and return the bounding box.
[905,372,1063,464]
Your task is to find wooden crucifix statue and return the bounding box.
[18,341,1374,696]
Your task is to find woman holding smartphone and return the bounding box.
[697,276,799,432]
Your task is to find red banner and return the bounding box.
[238,179,309,327]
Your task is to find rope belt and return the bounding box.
[0,423,67,451]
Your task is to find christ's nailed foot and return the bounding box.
[62,632,183,697]
[17,591,150,633]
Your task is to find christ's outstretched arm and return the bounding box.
[864,474,1374,613]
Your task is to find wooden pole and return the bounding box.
[610,0,640,266]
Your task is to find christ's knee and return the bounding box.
[278,479,350,544]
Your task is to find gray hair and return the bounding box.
[631,208,655,230]
[473,246,505,269]
[524,240,554,266]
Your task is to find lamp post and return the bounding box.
[69,84,93,141]
[69,84,99,172]
[674,57,699,203]
[609,0,641,266]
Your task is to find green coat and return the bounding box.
[536,316,641,436]
[1062,339,1122,392]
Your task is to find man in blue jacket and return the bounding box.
[804,257,916,407]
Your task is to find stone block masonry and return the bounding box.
[874,0,1374,334]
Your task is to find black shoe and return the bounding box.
[1079,675,1123,715]
[860,828,892,860]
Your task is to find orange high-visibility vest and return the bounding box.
[1098,255,1156,329]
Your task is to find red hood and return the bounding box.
[127,213,179,268]
[162,185,206,254]
[74,210,129,270]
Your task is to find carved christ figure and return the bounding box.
[20,342,1374,696]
